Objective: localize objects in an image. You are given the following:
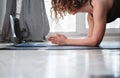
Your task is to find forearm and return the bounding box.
[65,37,99,46]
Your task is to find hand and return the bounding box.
[48,34,67,45]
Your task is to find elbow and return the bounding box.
[90,38,101,47]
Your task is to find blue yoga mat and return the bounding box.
[0,41,120,50]
[15,42,55,47]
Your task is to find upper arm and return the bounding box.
[87,13,94,37]
[92,0,107,44]
[87,13,94,25]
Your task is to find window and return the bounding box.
[44,0,76,33]
[85,14,120,29]
[17,0,76,33]
[17,0,120,36]
[16,0,22,18]
[45,0,120,36]
[85,13,120,35]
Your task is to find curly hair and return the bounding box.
[51,0,88,21]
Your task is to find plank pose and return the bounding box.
[48,0,120,46]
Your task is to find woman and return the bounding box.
[48,0,120,46]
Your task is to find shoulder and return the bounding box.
[91,0,108,21]
[91,0,108,13]
[92,0,108,8]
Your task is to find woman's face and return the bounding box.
[68,8,83,15]
[68,6,89,15]
[69,10,78,15]
[67,1,90,14]
[67,7,80,15]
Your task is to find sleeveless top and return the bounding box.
[90,0,120,23]
[107,0,120,23]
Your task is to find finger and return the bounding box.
[51,41,58,44]
[56,33,63,37]
[48,36,56,41]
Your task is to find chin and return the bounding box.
[70,13,76,15]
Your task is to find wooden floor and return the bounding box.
[0,49,120,78]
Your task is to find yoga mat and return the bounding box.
[0,41,120,50]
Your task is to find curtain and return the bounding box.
[20,0,50,41]
[0,0,6,34]
[1,0,50,42]
[1,0,16,42]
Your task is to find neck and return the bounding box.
[79,0,93,13]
